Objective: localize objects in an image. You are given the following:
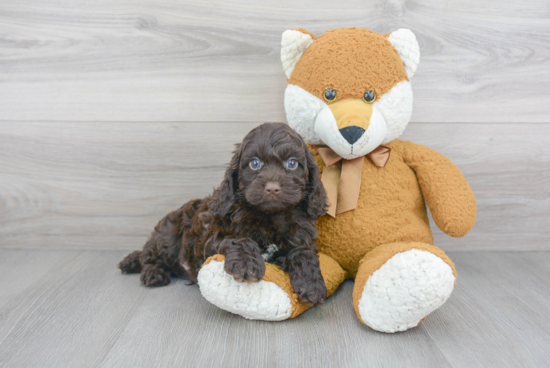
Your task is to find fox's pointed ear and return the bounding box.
[388,29,420,79]
[281,29,315,79]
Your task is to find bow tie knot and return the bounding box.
[316,145,391,217]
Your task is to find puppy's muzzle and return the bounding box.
[265,182,281,196]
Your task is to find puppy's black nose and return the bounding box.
[265,182,281,196]
[339,126,365,145]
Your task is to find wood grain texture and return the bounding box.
[1,121,548,251]
[0,249,548,367]
[1,0,549,123]
[400,124,550,251]
[423,252,550,367]
[0,122,258,249]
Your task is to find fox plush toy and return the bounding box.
[198,27,476,333]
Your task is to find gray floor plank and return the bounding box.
[0,250,88,344]
[0,250,148,367]
[0,250,549,367]
[1,0,549,123]
[423,252,550,368]
[0,250,79,306]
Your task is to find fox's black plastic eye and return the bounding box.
[363,90,376,103]
[324,88,337,102]
[249,158,263,170]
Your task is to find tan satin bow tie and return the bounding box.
[316,145,391,217]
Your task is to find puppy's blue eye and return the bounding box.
[249,158,262,170]
[286,158,298,170]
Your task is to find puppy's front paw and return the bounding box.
[292,276,327,306]
[224,254,266,283]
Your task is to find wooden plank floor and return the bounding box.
[0,249,548,367]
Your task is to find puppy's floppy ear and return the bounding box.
[304,146,328,219]
[211,144,241,217]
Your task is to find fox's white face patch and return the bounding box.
[284,81,413,158]
[284,84,324,145]
[378,81,414,144]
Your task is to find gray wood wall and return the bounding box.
[1,0,549,251]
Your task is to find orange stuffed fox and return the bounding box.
[198,27,476,333]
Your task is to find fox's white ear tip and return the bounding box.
[281,29,297,43]
[281,30,314,79]
[388,29,420,79]
[393,28,416,37]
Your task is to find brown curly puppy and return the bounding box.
[119,123,328,305]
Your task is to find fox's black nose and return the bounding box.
[339,126,366,145]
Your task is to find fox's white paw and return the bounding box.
[198,259,292,321]
[358,249,455,333]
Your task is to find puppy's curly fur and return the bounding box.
[119,123,328,305]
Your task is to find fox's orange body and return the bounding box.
[199,28,476,333]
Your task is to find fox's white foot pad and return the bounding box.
[358,249,455,333]
[198,260,292,321]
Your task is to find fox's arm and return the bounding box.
[401,141,476,237]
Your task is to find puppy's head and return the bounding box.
[211,123,327,218]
